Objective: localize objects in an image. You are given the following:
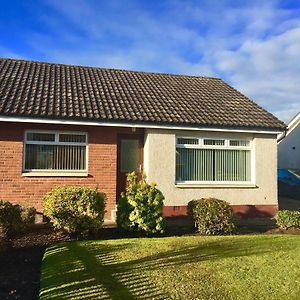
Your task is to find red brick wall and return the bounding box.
[0,121,142,220]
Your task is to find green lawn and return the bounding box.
[40,235,300,300]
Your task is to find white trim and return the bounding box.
[176,180,254,185]
[287,111,300,131]
[23,130,88,173]
[0,116,282,135]
[22,171,88,177]
[277,111,298,142]
[176,136,252,150]
[251,137,256,186]
[175,183,257,188]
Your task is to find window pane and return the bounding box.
[176,148,251,182]
[25,144,86,170]
[214,150,251,181]
[230,140,250,147]
[59,134,86,143]
[120,139,139,172]
[176,148,214,181]
[177,138,199,145]
[203,139,225,146]
[27,132,55,142]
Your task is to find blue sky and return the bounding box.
[1,0,300,122]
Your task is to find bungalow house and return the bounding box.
[278,111,300,169]
[0,58,286,221]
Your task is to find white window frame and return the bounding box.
[176,136,255,185]
[23,130,88,174]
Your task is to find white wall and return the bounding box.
[278,124,300,169]
[144,129,278,206]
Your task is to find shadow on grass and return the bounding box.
[40,242,168,299]
[39,235,298,299]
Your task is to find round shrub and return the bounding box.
[43,186,106,234]
[116,172,165,234]
[0,200,36,236]
[275,210,300,229]
[20,206,36,227]
[187,198,236,235]
[0,200,22,235]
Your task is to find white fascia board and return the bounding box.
[287,111,300,129]
[0,116,283,135]
[278,111,300,142]
[286,111,300,134]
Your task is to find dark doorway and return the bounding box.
[117,134,144,200]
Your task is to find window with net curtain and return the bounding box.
[24,131,87,171]
[176,137,252,183]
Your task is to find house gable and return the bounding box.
[278,111,300,169]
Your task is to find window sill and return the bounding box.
[22,171,89,177]
[175,183,258,188]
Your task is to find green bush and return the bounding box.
[20,206,36,226]
[0,200,36,235]
[116,172,165,234]
[187,198,236,235]
[275,210,300,229]
[0,200,22,234]
[43,186,106,234]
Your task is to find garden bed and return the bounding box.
[0,225,71,300]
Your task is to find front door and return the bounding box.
[117,134,144,200]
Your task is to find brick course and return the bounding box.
[0,121,142,220]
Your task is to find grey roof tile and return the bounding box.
[0,58,286,130]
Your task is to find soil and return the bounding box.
[0,225,71,300]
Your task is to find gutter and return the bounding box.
[277,128,288,143]
[0,115,285,135]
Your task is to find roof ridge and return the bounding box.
[0,57,222,80]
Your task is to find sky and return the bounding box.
[1,0,300,123]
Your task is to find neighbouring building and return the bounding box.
[278,111,300,169]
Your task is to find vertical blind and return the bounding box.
[176,138,251,182]
[24,132,87,171]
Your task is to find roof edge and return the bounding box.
[0,115,285,135]
[287,111,300,131]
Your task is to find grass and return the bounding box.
[40,235,300,299]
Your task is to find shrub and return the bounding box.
[116,172,165,234]
[187,198,236,235]
[43,186,106,234]
[275,210,300,229]
[0,200,36,235]
[20,206,36,227]
[0,200,22,234]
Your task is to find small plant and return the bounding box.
[43,186,106,234]
[116,172,165,234]
[275,210,300,229]
[0,200,22,235]
[0,200,36,236]
[20,206,36,226]
[187,198,236,235]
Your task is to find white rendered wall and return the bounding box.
[144,129,278,206]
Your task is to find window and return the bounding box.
[176,136,252,183]
[24,131,88,172]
